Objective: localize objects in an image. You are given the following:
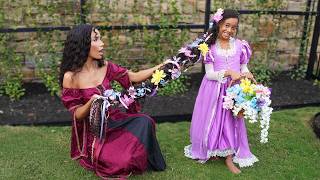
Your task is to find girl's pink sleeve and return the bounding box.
[240,40,252,64]
[203,49,215,64]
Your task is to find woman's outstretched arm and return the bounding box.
[128,62,164,83]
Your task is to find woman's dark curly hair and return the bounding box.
[206,9,240,46]
[59,24,104,87]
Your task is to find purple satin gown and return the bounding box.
[184,38,259,167]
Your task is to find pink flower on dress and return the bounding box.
[211,8,224,23]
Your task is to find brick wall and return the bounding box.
[0,0,318,82]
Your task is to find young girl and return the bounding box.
[184,9,258,174]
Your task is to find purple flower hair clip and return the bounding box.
[211,8,224,23]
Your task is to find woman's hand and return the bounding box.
[155,59,171,70]
[90,94,104,102]
[75,94,104,120]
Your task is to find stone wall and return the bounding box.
[0,0,319,82]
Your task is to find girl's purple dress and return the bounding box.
[184,38,259,167]
[61,62,166,178]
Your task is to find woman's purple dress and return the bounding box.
[184,38,259,167]
[61,62,166,178]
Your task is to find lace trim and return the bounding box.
[216,38,236,57]
[184,145,235,163]
[207,148,235,158]
[184,145,197,159]
[91,137,96,164]
[233,155,259,168]
[184,144,258,167]
[217,70,227,83]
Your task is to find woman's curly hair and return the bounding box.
[59,24,104,87]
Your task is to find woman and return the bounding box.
[60,24,166,179]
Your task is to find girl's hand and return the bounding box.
[226,70,242,81]
[241,72,253,80]
[241,72,257,84]
[226,70,242,87]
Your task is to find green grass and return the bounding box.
[1,107,320,180]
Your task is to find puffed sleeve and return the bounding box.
[240,40,252,64]
[107,61,130,89]
[61,88,83,114]
[203,49,215,64]
[61,88,88,159]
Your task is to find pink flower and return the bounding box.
[222,96,234,109]
[211,8,224,23]
[179,47,196,58]
[169,68,181,79]
[127,86,136,98]
[120,95,135,109]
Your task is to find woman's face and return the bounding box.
[89,29,104,60]
[218,18,238,41]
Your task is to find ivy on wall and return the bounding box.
[0,33,25,100]
[0,0,315,99]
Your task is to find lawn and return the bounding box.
[0,107,320,179]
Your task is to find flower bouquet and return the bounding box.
[222,78,273,143]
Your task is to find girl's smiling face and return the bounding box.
[218,18,238,41]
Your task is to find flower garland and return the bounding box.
[100,32,213,110]
[93,20,273,143]
[90,32,214,138]
[223,78,273,143]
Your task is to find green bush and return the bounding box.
[249,58,276,85]
[290,63,308,80]
[157,75,190,96]
[0,34,25,100]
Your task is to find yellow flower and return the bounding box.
[198,43,209,56]
[240,78,254,94]
[240,78,251,87]
[151,70,166,85]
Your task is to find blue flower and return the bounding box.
[136,88,145,97]
[159,79,167,86]
[188,38,204,48]
[250,97,258,110]
[235,96,245,104]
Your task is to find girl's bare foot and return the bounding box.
[225,155,241,174]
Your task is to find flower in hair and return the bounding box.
[211,8,224,23]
